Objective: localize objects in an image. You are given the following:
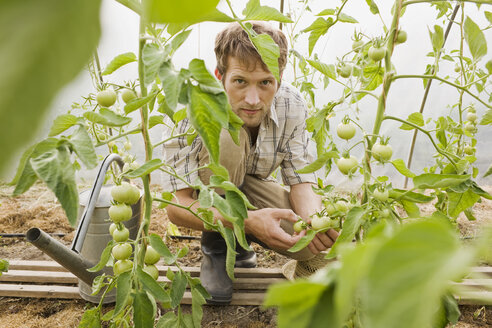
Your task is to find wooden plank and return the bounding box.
[470,267,492,277]
[7,260,284,278]
[456,291,492,305]
[0,284,81,299]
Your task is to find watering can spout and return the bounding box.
[26,227,99,286]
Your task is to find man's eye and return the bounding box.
[261,80,272,86]
[235,79,245,84]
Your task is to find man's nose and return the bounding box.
[244,86,260,106]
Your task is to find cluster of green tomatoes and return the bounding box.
[108,182,161,280]
[293,199,350,233]
[463,106,478,155]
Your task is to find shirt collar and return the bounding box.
[267,93,279,127]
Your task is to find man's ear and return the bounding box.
[214,68,222,81]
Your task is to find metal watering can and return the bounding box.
[26,154,141,303]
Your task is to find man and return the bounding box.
[163,21,338,304]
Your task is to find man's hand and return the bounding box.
[305,229,339,255]
[245,208,301,251]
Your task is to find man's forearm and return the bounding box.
[289,183,322,220]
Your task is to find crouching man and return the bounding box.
[163,21,338,304]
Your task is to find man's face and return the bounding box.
[218,56,279,130]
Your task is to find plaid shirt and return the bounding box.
[162,83,317,191]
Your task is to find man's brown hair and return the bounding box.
[214,21,288,77]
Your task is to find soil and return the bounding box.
[0,181,491,328]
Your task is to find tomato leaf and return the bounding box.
[413,173,470,189]
[288,229,317,253]
[399,112,424,130]
[149,115,164,129]
[365,0,380,15]
[133,290,155,328]
[48,114,79,136]
[217,221,237,280]
[447,189,481,218]
[484,163,492,178]
[84,108,132,127]
[113,271,131,318]
[136,266,171,304]
[170,270,188,308]
[389,189,434,203]
[149,233,176,265]
[390,159,416,178]
[428,25,444,53]
[248,29,281,82]
[124,93,156,115]
[78,307,102,328]
[296,151,339,174]
[306,59,336,80]
[338,13,358,23]
[480,109,492,125]
[0,0,101,174]
[327,206,365,259]
[88,240,114,272]
[242,0,293,23]
[142,44,169,85]
[189,59,224,95]
[303,18,332,56]
[191,287,206,328]
[102,52,137,75]
[125,159,162,178]
[30,146,79,226]
[69,125,97,169]
[464,16,487,61]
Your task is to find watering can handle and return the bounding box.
[71,153,125,253]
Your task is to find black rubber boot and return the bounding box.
[235,238,257,268]
[200,231,233,304]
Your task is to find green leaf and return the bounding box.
[338,13,358,23]
[389,189,434,203]
[413,173,471,189]
[83,108,132,127]
[365,0,380,14]
[142,44,169,85]
[428,25,444,53]
[0,0,101,174]
[170,29,192,53]
[78,307,101,328]
[401,199,421,217]
[303,18,332,56]
[217,222,237,280]
[464,16,487,61]
[88,240,114,272]
[191,287,206,328]
[484,162,492,178]
[144,0,219,24]
[102,52,137,75]
[288,229,317,253]
[316,9,336,16]
[125,159,162,178]
[30,147,79,226]
[69,125,97,169]
[113,271,131,317]
[447,189,481,218]
[399,112,424,130]
[485,11,492,24]
[296,151,338,174]
[170,270,188,308]
[158,62,185,110]
[480,109,492,125]
[188,85,227,164]
[149,233,176,265]
[137,266,171,304]
[124,93,156,115]
[188,59,223,94]
[361,220,473,328]
[249,31,281,81]
[306,59,336,80]
[390,159,416,178]
[49,114,78,136]
[156,312,179,328]
[149,115,164,129]
[242,0,293,23]
[327,206,365,258]
[133,290,155,328]
[0,259,8,275]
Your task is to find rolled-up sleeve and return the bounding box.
[161,120,202,192]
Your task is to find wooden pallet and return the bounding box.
[1,260,492,306]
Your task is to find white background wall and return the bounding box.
[10,0,491,190]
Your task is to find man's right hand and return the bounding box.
[245,208,301,251]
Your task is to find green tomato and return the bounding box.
[336,122,356,140]
[324,203,337,216]
[143,264,159,280]
[144,246,161,265]
[112,226,130,242]
[109,223,117,236]
[293,220,305,233]
[337,156,358,175]
[111,182,141,205]
[108,203,133,223]
[454,65,461,73]
[113,259,133,275]
[124,141,132,151]
[352,40,364,52]
[96,89,117,107]
[466,112,477,123]
[465,123,477,133]
[464,145,475,155]
[373,188,389,202]
[121,89,137,104]
[396,30,407,43]
[335,200,348,213]
[380,208,391,218]
[337,63,352,78]
[372,143,393,162]
[368,46,386,61]
[311,216,332,231]
[112,243,133,260]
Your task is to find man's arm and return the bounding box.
[166,188,303,251]
[290,183,339,254]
